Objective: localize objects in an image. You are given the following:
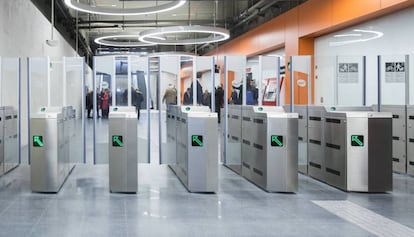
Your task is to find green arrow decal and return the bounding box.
[351,135,364,146]
[192,135,203,147]
[271,135,283,147]
[112,135,124,147]
[33,135,44,147]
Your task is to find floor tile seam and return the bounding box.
[0,195,19,217]
[26,198,56,237]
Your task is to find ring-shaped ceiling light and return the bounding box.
[94,35,156,47]
[64,0,186,16]
[139,26,230,45]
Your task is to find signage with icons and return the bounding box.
[112,135,124,147]
[271,135,283,147]
[191,135,203,147]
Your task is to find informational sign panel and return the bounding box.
[338,63,359,83]
[385,62,405,83]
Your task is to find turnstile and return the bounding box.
[0,106,19,176]
[307,106,326,182]
[241,106,298,193]
[30,106,74,192]
[374,105,406,174]
[226,105,242,174]
[108,106,137,193]
[406,105,414,176]
[168,105,218,193]
[324,110,392,192]
[295,105,308,175]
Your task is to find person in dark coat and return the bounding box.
[215,85,224,123]
[133,88,144,119]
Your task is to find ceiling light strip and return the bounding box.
[64,0,186,16]
[94,35,156,47]
[139,26,230,45]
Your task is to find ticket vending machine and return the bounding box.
[30,107,74,193]
[108,106,137,193]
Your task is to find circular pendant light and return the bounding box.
[64,0,186,16]
[138,26,230,45]
[94,35,156,47]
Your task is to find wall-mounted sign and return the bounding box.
[338,63,359,83]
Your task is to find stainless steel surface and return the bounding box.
[225,105,242,174]
[0,106,19,175]
[324,110,392,192]
[295,105,308,174]
[30,106,74,193]
[406,105,414,176]
[308,106,326,182]
[108,106,138,193]
[374,105,407,174]
[0,108,4,176]
[168,105,218,193]
[241,106,298,192]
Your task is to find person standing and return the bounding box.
[215,85,224,123]
[101,89,110,118]
[133,88,144,119]
[86,90,93,118]
[162,85,177,107]
[183,88,192,105]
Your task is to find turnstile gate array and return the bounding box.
[240,106,298,193]
[108,106,137,193]
[324,109,392,192]
[30,106,75,193]
[406,105,414,176]
[225,105,242,174]
[303,106,392,192]
[0,106,19,176]
[373,105,407,174]
[166,105,218,193]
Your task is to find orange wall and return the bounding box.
[207,0,414,104]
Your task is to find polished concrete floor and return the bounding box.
[0,163,414,237]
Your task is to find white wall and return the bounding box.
[0,0,83,156]
[315,6,414,106]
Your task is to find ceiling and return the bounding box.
[31,0,307,62]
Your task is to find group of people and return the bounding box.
[86,88,112,119]
[86,87,144,119]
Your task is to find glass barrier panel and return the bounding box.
[159,56,180,164]
[223,55,246,174]
[130,56,150,164]
[291,55,312,175]
[93,56,115,164]
[64,57,85,164]
[1,57,20,168]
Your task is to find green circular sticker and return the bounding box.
[185,107,191,111]
[258,107,263,111]
[330,107,336,111]
[40,107,46,112]
[113,107,118,112]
